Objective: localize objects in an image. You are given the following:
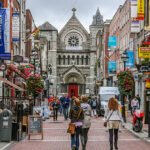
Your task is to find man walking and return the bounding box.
[60,94,70,120]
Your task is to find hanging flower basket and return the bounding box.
[117,70,135,95]
[26,75,44,96]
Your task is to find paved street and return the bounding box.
[4,116,150,150]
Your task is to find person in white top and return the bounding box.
[104,97,124,150]
[131,97,139,115]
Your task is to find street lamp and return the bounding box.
[31,49,38,106]
[47,64,52,98]
[121,50,129,123]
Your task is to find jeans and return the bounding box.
[71,126,82,150]
[109,129,118,149]
[81,128,89,149]
[53,108,58,120]
[63,107,68,120]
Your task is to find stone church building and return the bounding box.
[39,8,104,97]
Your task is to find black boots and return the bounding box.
[114,142,118,150]
[110,144,113,150]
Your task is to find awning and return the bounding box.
[0,77,26,91]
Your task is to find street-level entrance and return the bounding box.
[68,84,78,98]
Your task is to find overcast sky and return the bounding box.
[26,0,125,31]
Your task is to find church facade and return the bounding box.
[39,9,104,97]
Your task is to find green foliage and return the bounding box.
[117,70,135,95]
[26,75,44,97]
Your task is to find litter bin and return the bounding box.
[0,109,12,142]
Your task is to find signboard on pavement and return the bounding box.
[28,115,43,140]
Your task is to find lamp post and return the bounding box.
[47,64,52,98]
[121,51,129,123]
[31,49,38,106]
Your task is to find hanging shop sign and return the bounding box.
[138,47,150,58]
[137,0,144,20]
[0,62,7,71]
[108,36,117,50]
[146,89,150,96]
[131,0,138,18]
[126,51,135,68]
[136,64,150,73]
[12,12,20,41]
[0,8,11,60]
[145,79,150,89]
[108,61,116,74]
[131,20,140,33]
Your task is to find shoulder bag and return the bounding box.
[104,110,114,127]
[67,108,82,134]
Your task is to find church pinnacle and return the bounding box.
[72,8,76,16]
[92,8,104,25]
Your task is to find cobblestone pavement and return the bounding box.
[6,116,150,150]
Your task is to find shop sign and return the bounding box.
[131,20,140,33]
[146,90,150,96]
[108,61,116,74]
[136,64,150,72]
[0,62,7,71]
[137,0,144,20]
[0,8,11,60]
[145,79,150,89]
[138,47,150,58]
[126,51,135,68]
[108,36,117,50]
[12,12,20,41]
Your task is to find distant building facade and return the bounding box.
[39,9,104,97]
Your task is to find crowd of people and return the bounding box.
[47,94,128,150]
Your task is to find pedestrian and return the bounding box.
[60,94,70,120]
[136,94,141,108]
[69,98,84,150]
[52,97,60,121]
[104,97,124,150]
[81,96,92,150]
[131,96,139,115]
[90,97,97,117]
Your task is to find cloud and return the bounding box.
[26,0,125,31]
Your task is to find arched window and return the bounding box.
[63,55,65,65]
[86,56,89,65]
[81,56,84,65]
[58,55,61,65]
[77,56,79,65]
[68,56,70,65]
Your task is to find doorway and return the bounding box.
[68,84,78,98]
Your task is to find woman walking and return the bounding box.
[52,97,60,121]
[81,96,92,150]
[104,97,124,150]
[69,98,84,150]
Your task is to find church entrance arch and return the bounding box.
[63,72,84,98]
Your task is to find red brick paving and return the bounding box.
[8,116,150,150]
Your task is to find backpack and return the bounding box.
[92,100,96,107]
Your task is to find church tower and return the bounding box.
[86,9,104,94]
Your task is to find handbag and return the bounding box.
[67,109,82,134]
[104,111,114,127]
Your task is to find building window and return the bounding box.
[86,56,88,65]
[81,56,84,65]
[68,56,70,65]
[63,55,65,65]
[58,55,61,65]
[77,56,79,65]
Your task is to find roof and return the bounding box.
[39,21,57,31]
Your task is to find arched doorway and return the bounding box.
[63,72,85,98]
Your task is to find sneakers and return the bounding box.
[72,145,76,150]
